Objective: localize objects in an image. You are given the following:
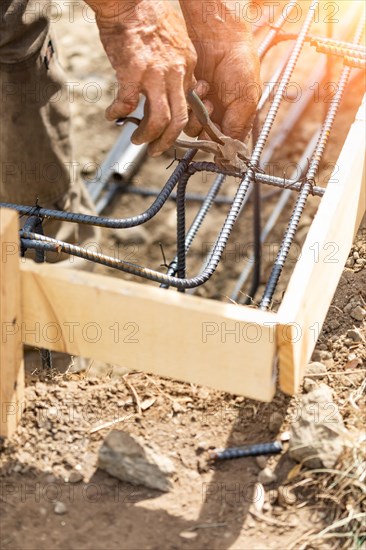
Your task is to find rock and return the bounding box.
[289,383,345,468]
[179,531,197,540]
[346,329,363,343]
[54,501,67,515]
[197,455,210,473]
[256,456,268,469]
[343,303,353,314]
[305,362,327,377]
[98,430,175,492]
[68,471,83,484]
[303,377,318,393]
[46,406,59,421]
[328,319,340,330]
[350,305,366,321]
[196,440,209,453]
[277,486,296,506]
[269,412,283,433]
[312,350,334,367]
[258,468,277,485]
[172,401,185,414]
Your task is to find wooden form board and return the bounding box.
[277,96,366,394]
[20,261,278,402]
[0,209,24,437]
[0,96,365,436]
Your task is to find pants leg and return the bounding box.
[0,0,100,261]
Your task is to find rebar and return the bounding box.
[257,0,298,59]
[1,149,196,229]
[259,17,365,311]
[210,441,283,461]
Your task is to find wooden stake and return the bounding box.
[0,209,24,437]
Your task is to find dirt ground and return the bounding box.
[1,2,365,550]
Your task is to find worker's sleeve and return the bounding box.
[0,0,100,261]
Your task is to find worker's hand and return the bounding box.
[180,1,261,141]
[89,0,197,156]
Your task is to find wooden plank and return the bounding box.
[19,261,278,401]
[278,96,366,394]
[0,209,24,437]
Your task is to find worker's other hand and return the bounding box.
[180,2,261,141]
[91,0,197,156]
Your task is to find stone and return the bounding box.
[68,471,83,484]
[311,350,334,368]
[258,468,277,485]
[196,440,209,453]
[46,406,59,421]
[54,501,67,515]
[305,362,327,377]
[277,486,296,506]
[179,531,197,540]
[346,329,364,343]
[343,303,353,314]
[256,456,268,469]
[303,377,318,393]
[350,306,366,321]
[289,383,345,468]
[328,319,340,330]
[172,401,185,414]
[98,430,175,492]
[269,412,283,433]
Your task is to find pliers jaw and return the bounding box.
[176,90,251,173]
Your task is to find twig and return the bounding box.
[249,509,290,527]
[348,377,366,411]
[302,512,366,544]
[187,522,227,531]
[123,374,142,415]
[288,528,316,550]
[306,368,365,377]
[143,373,175,402]
[90,413,135,434]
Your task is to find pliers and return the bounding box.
[116,90,250,173]
[175,90,250,173]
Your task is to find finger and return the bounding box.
[184,99,214,137]
[148,71,189,157]
[105,76,141,121]
[194,80,211,98]
[221,99,257,140]
[131,72,171,145]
